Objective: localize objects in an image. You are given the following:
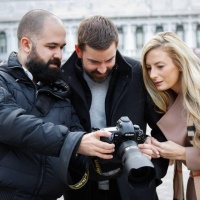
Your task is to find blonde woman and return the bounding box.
[139,31,200,200]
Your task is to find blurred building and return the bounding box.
[0,0,200,62]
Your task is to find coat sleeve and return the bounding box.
[0,84,85,157]
[186,147,200,170]
[0,73,88,188]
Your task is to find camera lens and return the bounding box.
[118,140,155,188]
[128,167,154,183]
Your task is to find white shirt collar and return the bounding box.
[22,66,33,81]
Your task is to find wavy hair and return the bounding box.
[141,31,200,148]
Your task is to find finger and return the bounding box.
[152,152,160,158]
[97,139,115,150]
[95,130,112,138]
[144,136,152,144]
[141,148,153,156]
[138,143,159,156]
[138,143,151,149]
[96,145,115,154]
[150,145,160,156]
[151,138,162,147]
[143,153,151,160]
[95,152,113,159]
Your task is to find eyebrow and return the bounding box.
[154,61,164,65]
[146,61,164,66]
[46,42,66,47]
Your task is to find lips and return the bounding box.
[154,81,162,86]
[49,59,61,68]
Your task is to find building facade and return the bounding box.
[0,0,200,61]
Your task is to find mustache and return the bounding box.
[48,59,61,67]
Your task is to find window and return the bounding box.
[117,26,124,51]
[155,26,163,33]
[176,25,184,41]
[196,25,200,47]
[136,26,144,49]
[0,32,7,53]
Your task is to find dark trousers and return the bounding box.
[63,178,158,200]
[64,179,121,200]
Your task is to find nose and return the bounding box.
[149,68,158,80]
[53,48,62,60]
[97,63,107,74]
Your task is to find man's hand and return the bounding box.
[77,131,115,159]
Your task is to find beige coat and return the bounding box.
[156,93,200,200]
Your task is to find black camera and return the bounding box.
[100,116,155,188]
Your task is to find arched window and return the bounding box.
[155,26,163,33]
[0,32,7,53]
[196,25,200,47]
[136,26,144,49]
[176,25,184,41]
[117,26,124,51]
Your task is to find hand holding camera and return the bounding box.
[93,116,156,188]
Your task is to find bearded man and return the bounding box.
[0,9,115,200]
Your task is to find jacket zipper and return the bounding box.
[33,155,46,199]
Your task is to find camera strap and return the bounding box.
[68,164,89,190]
[90,157,121,177]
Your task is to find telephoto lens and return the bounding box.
[118,140,155,188]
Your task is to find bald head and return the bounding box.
[17,9,64,45]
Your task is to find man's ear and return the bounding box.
[75,44,82,58]
[20,37,32,53]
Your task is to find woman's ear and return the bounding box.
[75,44,82,58]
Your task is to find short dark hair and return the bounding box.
[77,15,118,51]
[17,9,56,45]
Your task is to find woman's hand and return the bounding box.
[138,136,160,159]
[77,130,115,159]
[152,139,186,160]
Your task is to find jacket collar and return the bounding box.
[0,52,31,82]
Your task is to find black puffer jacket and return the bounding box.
[0,52,85,200]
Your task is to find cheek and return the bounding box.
[83,61,97,72]
[38,50,51,61]
[107,60,115,69]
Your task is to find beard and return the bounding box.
[84,69,112,83]
[25,47,61,85]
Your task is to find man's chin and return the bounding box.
[93,77,107,83]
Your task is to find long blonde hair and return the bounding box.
[141,31,200,148]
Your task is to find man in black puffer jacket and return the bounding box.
[0,10,115,200]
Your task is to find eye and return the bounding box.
[157,65,164,69]
[146,66,151,71]
[48,45,56,49]
[61,46,65,50]
[90,60,99,64]
[60,44,66,50]
[106,58,114,63]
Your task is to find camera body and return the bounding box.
[99,116,155,188]
[101,116,145,156]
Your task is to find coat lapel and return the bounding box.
[157,93,188,146]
